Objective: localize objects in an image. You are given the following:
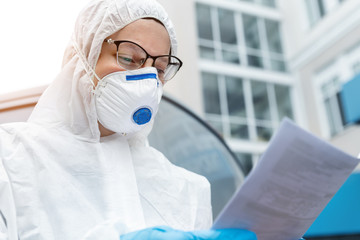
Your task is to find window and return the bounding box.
[196,3,286,72]
[243,14,263,68]
[202,72,294,142]
[235,152,256,176]
[305,0,347,26]
[321,77,345,136]
[149,96,245,218]
[236,0,276,8]
[314,41,360,137]
[196,4,240,64]
[352,61,360,75]
[218,8,240,64]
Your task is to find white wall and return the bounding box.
[157,0,205,116]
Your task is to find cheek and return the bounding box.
[95,55,123,80]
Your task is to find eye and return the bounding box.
[156,67,166,77]
[117,54,140,69]
[156,68,165,74]
[118,55,134,64]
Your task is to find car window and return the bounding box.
[149,96,245,218]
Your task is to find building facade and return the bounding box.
[158,0,360,172]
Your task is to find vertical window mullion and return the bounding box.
[306,0,321,26]
[317,0,326,17]
[243,79,257,141]
[331,93,344,134]
[236,12,248,66]
[218,75,230,137]
[258,17,271,70]
[267,83,279,129]
[211,7,223,62]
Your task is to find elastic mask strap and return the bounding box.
[71,38,101,88]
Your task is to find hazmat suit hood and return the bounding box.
[0,0,212,239]
[28,0,177,141]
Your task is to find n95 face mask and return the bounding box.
[93,67,163,135]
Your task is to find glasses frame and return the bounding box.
[105,39,183,81]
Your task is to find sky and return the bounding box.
[0,0,89,95]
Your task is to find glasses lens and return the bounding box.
[117,42,146,70]
[116,41,182,82]
[155,56,182,82]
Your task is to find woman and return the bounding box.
[0,0,257,239]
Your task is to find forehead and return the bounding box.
[110,18,171,55]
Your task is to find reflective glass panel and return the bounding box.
[230,122,249,140]
[248,55,264,68]
[243,14,261,50]
[274,84,293,120]
[324,97,337,136]
[149,98,244,218]
[196,3,213,40]
[200,45,216,60]
[261,0,276,7]
[207,119,224,137]
[202,72,221,115]
[222,49,240,64]
[265,19,283,54]
[270,58,287,72]
[251,81,271,120]
[218,8,237,45]
[225,76,246,117]
[235,152,253,175]
[256,125,273,141]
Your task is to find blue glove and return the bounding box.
[120,226,257,240]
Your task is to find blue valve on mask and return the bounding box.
[133,107,152,125]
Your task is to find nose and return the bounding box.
[141,57,164,84]
[142,58,155,68]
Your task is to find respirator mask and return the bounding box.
[93,67,163,135]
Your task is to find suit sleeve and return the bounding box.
[0,157,18,240]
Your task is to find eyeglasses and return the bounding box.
[105,39,183,82]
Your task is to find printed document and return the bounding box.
[212,119,360,240]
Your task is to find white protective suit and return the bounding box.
[0,0,212,239]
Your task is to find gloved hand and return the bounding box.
[120,226,257,240]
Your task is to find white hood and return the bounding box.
[28,0,177,141]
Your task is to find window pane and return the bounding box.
[352,61,360,75]
[270,58,287,72]
[265,19,283,54]
[196,3,213,40]
[324,97,337,136]
[225,76,246,117]
[251,81,271,120]
[243,14,261,50]
[202,72,221,114]
[321,76,340,97]
[261,0,276,7]
[256,126,273,141]
[200,45,216,60]
[274,84,293,120]
[305,0,320,25]
[318,0,326,17]
[207,119,224,137]
[218,8,237,45]
[248,55,264,68]
[235,152,253,176]
[222,49,240,64]
[230,123,249,140]
[148,99,244,219]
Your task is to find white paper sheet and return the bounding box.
[212,118,360,240]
